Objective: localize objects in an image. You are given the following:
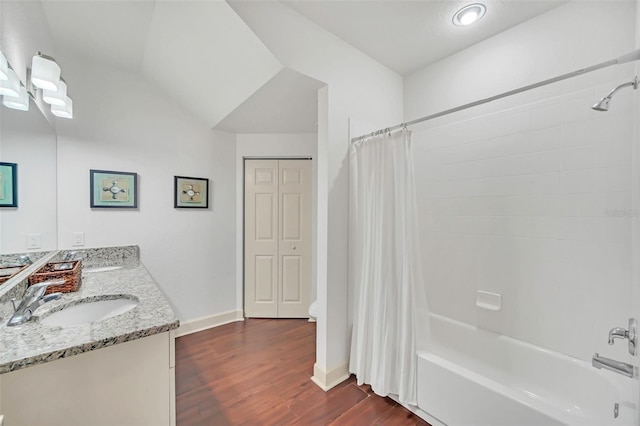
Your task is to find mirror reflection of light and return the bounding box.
[3,85,29,111]
[0,51,8,80]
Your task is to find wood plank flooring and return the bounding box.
[176,318,431,425]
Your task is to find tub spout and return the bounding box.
[592,353,634,378]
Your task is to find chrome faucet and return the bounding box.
[608,318,637,356]
[6,280,64,326]
[2,255,33,268]
[593,353,635,378]
[62,251,82,262]
[609,327,628,344]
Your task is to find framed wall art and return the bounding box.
[0,162,18,208]
[90,169,138,208]
[174,176,209,209]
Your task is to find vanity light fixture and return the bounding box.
[25,51,74,119]
[3,85,29,111]
[0,51,73,117]
[0,68,21,97]
[31,52,61,91]
[42,78,67,106]
[0,51,8,81]
[452,3,486,26]
[51,96,73,119]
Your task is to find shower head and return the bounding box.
[592,76,639,111]
[592,96,611,112]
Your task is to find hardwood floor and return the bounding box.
[176,318,431,425]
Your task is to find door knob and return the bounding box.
[292,245,297,250]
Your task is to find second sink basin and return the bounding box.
[39,297,138,327]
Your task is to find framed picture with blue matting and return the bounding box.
[0,162,18,208]
[90,169,138,209]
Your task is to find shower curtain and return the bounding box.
[349,128,425,406]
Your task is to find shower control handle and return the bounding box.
[608,318,637,356]
[629,318,637,356]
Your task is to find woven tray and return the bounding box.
[28,261,82,294]
[0,265,26,285]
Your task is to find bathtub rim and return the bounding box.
[420,313,637,425]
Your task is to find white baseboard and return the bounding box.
[175,310,244,337]
[311,362,350,391]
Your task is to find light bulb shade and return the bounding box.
[0,51,8,81]
[51,96,73,118]
[31,54,61,91]
[3,85,29,111]
[43,79,67,106]
[0,69,21,98]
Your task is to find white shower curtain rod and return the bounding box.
[351,48,640,143]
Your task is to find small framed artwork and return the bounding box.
[90,169,138,209]
[174,176,209,209]
[0,162,17,208]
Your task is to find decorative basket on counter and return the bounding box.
[0,265,26,285]
[28,260,82,294]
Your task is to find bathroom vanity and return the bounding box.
[0,246,179,426]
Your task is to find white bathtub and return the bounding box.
[417,314,638,426]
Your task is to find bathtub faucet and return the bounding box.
[592,353,634,378]
[608,327,628,344]
[607,318,637,356]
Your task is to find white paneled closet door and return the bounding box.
[244,159,312,318]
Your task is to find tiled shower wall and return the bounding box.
[413,66,636,364]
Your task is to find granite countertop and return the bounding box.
[0,254,179,374]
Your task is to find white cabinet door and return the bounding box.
[244,159,312,318]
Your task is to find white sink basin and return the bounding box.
[83,266,123,273]
[40,297,138,327]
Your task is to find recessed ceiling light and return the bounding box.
[453,3,486,26]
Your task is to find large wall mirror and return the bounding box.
[0,97,58,254]
[0,0,58,298]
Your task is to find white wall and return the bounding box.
[407,0,637,365]
[228,2,403,382]
[632,0,640,414]
[55,57,237,321]
[0,106,57,253]
[235,133,318,312]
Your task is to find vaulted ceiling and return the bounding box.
[39,0,565,133]
[282,1,566,76]
[42,1,284,130]
[215,68,325,134]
